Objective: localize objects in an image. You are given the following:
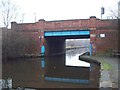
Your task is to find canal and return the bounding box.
[2,39,91,88]
[66,48,90,67]
[65,39,90,67]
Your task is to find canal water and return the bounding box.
[2,39,91,88]
[2,54,90,88]
[66,48,90,67]
[65,38,90,67]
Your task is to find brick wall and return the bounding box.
[2,29,41,59]
[0,28,2,79]
[11,16,118,54]
[95,29,118,53]
[90,63,100,87]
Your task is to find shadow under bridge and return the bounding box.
[43,30,91,84]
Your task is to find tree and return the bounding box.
[109,10,118,19]
[118,1,120,19]
[0,0,18,28]
[109,1,120,19]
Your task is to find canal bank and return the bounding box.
[82,55,119,88]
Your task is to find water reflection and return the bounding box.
[65,48,90,67]
[65,38,90,67]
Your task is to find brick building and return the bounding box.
[10,16,118,55]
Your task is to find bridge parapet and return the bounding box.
[11,16,117,32]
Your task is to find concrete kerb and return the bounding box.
[100,70,112,88]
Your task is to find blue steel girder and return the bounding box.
[44,30,90,37]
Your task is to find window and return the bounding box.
[100,34,105,37]
[98,34,105,38]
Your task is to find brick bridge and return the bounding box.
[11,16,118,55]
[2,16,118,88]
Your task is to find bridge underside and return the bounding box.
[44,30,90,55]
[44,30,90,83]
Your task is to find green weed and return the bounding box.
[101,60,112,70]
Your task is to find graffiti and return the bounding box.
[0,78,12,89]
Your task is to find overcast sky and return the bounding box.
[0,0,119,27]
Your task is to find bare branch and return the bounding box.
[0,0,19,28]
[110,10,118,19]
[107,1,119,19]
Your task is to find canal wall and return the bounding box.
[79,56,101,87]
[0,28,2,79]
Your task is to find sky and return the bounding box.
[0,0,119,27]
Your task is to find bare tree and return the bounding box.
[108,1,120,19]
[109,9,118,19]
[0,0,18,28]
[118,1,120,19]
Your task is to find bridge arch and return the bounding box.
[44,30,91,56]
[43,30,92,82]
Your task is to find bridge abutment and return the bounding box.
[45,37,65,56]
[44,37,66,77]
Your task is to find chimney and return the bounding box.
[11,22,17,30]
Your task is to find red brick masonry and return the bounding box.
[11,16,118,54]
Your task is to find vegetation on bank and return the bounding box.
[101,60,112,70]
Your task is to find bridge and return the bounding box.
[11,16,118,56]
[44,30,91,55]
[2,16,118,88]
[11,17,117,87]
[39,29,92,84]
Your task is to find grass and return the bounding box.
[101,60,112,70]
